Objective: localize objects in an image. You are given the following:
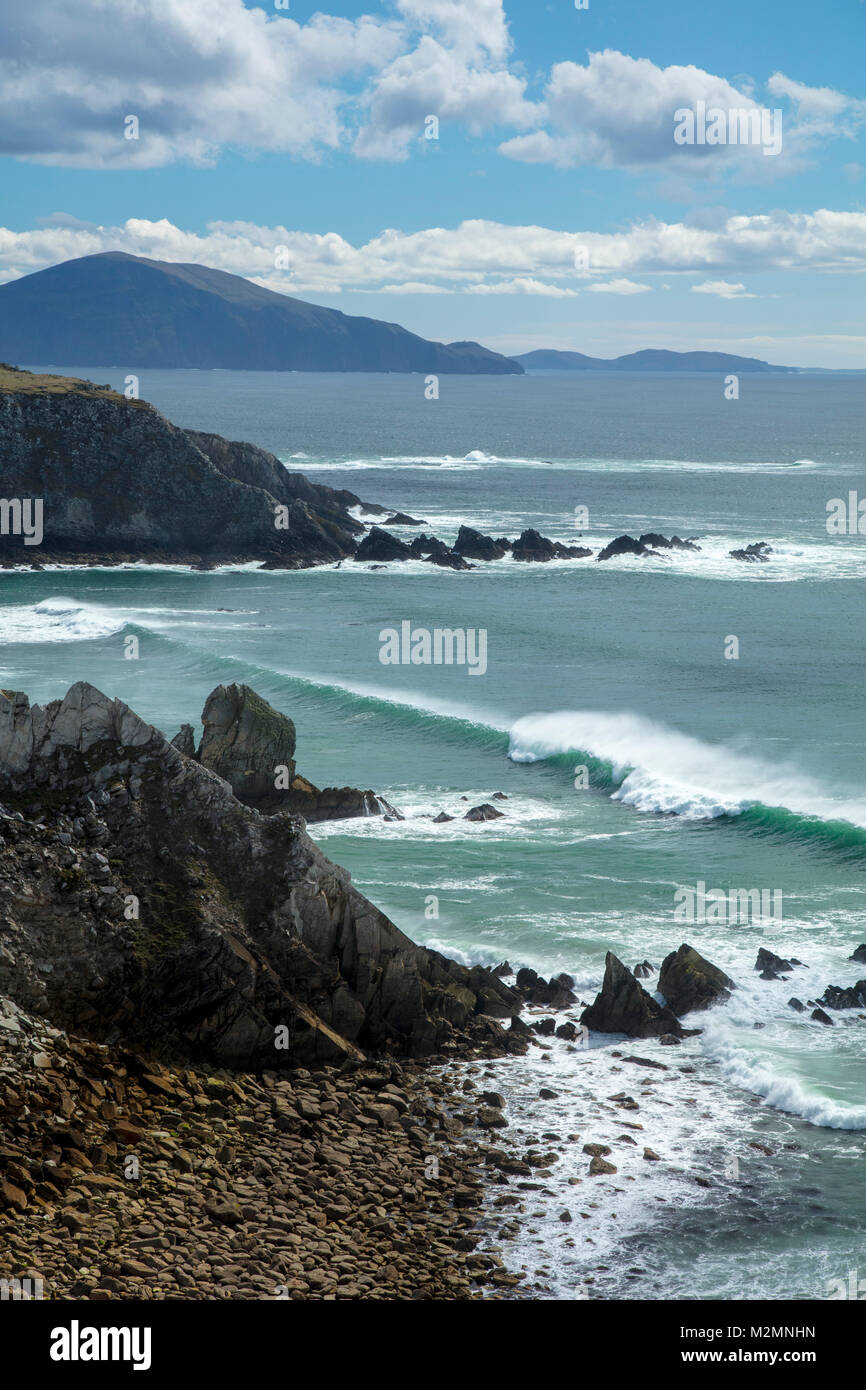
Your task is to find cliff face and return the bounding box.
[0,370,368,565]
[0,684,521,1067]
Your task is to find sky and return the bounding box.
[0,0,864,365]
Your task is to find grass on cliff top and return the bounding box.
[0,363,148,406]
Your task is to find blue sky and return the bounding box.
[1,0,864,364]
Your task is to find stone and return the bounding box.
[658,944,735,1015]
[580,953,683,1039]
[588,1156,617,1176]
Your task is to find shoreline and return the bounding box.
[0,999,525,1301]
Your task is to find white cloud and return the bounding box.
[0,0,539,168]
[1,210,864,295]
[464,277,579,297]
[1,4,860,174]
[586,278,652,294]
[691,279,756,299]
[499,50,865,174]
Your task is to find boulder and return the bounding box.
[580,953,683,1039]
[849,945,866,964]
[425,551,474,570]
[409,534,450,558]
[453,526,508,561]
[638,533,701,552]
[464,803,504,821]
[596,535,664,562]
[754,948,794,976]
[811,1008,834,1026]
[383,512,425,526]
[730,541,772,563]
[353,527,413,562]
[511,528,592,562]
[819,981,866,1011]
[658,944,734,1015]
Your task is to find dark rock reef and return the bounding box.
[580,953,684,1039]
[658,944,735,1014]
[0,683,523,1069]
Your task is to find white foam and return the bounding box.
[508,709,866,827]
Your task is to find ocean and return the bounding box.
[2,366,865,1300]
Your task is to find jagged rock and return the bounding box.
[849,945,866,963]
[811,1007,834,1025]
[730,541,772,563]
[513,968,576,1009]
[754,948,794,976]
[638,533,701,552]
[819,980,866,1010]
[453,526,508,561]
[580,953,683,1039]
[197,684,397,823]
[0,683,521,1066]
[588,1156,617,1176]
[408,534,449,558]
[199,684,296,805]
[425,551,475,570]
[633,959,655,979]
[353,527,413,563]
[658,944,735,1015]
[464,803,504,821]
[511,528,592,562]
[170,724,196,757]
[432,811,454,823]
[596,535,665,562]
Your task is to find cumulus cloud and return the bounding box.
[1,3,859,174]
[499,50,865,174]
[691,280,756,299]
[0,0,539,168]
[586,278,652,294]
[1,210,864,294]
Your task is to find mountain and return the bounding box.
[512,348,796,373]
[0,252,523,375]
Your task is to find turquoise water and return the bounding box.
[2,368,865,1298]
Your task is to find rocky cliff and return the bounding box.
[0,367,374,566]
[0,683,522,1068]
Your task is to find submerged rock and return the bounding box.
[819,980,866,1010]
[464,803,505,821]
[596,535,664,562]
[658,944,735,1015]
[580,953,683,1039]
[730,541,772,563]
[638,533,701,552]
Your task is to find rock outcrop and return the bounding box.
[658,944,735,1015]
[730,541,772,563]
[453,527,509,561]
[0,368,377,568]
[194,683,399,823]
[0,683,522,1068]
[580,953,683,1039]
[511,529,592,562]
